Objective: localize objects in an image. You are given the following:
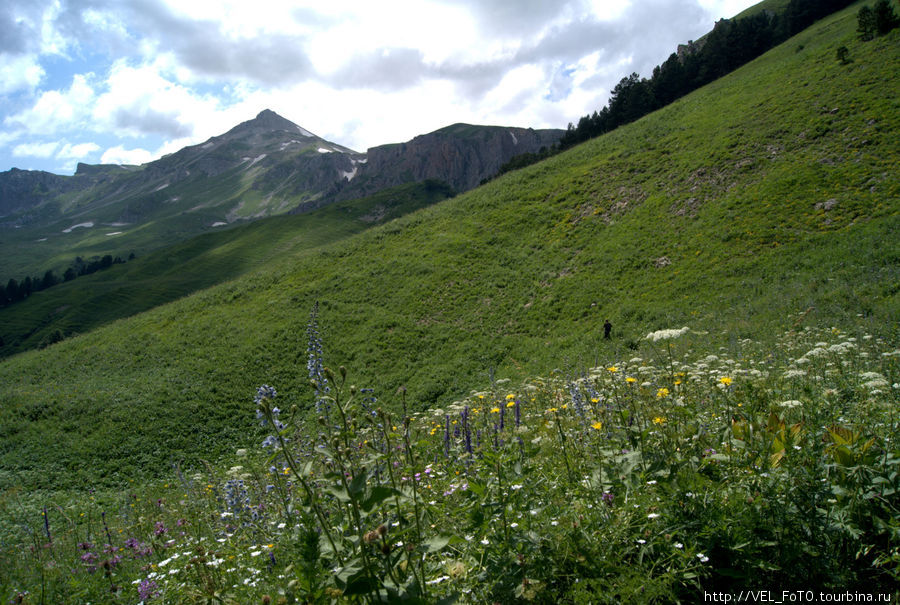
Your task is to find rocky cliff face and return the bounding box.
[333,124,563,201]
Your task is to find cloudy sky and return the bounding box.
[1,0,758,175]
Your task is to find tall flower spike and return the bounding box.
[306,302,330,415]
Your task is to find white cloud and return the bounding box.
[57,142,101,159]
[92,59,221,139]
[4,73,95,135]
[100,145,154,166]
[13,141,59,158]
[0,54,45,94]
[481,63,546,115]
[39,0,71,56]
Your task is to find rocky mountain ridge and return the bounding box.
[1,111,561,224]
[332,123,563,202]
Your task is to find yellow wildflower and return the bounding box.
[607,366,618,373]
[591,421,603,430]
[657,387,670,398]
[719,377,733,386]
[506,401,516,408]
[626,377,637,383]
[491,407,500,414]
[653,416,666,425]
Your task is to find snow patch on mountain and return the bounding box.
[63,222,94,233]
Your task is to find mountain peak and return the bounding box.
[253,109,294,128]
[228,109,315,137]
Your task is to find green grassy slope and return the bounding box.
[0,180,454,357]
[0,3,897,491]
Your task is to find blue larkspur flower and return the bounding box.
[254,384,277,404]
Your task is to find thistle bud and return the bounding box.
[339,366,347,380]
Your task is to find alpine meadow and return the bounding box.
[1,1,899,603]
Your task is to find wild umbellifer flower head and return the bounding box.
[645,327,690,342]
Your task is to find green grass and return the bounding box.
[0,181,453,357]
[0,2,897,498]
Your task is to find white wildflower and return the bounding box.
[645,327,690,342]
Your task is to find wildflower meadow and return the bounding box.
[2,312,898,603]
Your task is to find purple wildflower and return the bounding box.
[137,578,159,601]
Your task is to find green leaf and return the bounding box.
[468,482,486,496]
[326,485,351,503]
[348,472,367,497]
[360,486,402,513]
[334,561,377,595]
[424,534,452,553]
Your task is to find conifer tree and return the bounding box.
[873,0,900,35]
[857,5,877,40]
